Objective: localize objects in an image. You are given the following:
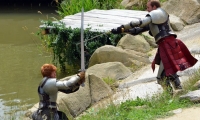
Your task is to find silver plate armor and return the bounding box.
[147,8,176,42]
[38,75,80,108]
[123,8,176,42]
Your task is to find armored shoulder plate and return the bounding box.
[147,8,168,24]
[42,78,58,102]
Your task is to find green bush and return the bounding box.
[39,21,123,72]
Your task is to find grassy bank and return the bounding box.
[77,68,200,120]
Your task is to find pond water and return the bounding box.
[0,5,62,119]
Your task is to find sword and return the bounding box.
[76,31,110,49]
[80,7,85,87]
[76,27,125,46]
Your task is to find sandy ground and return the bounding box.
[157,106,200,120]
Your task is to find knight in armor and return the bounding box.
[31,64,85,120]
[111,0,198,91]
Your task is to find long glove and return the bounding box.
[77,71,85,85]
[111,25,124,34]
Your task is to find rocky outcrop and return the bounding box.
[169,14,185,31]
[88,34,152,69]
[162,0,200,24]
[117,34,151,52]
[88,45,150,69]
[179,80,200,102]
[87,62,133,80]
[180,90,200,102]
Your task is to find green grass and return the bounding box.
[56,0,123,18]
[103,77,116,86]
[78,93,194,120]
[78,69,200,120]
[160,0,168,3]
[103,77,117,91]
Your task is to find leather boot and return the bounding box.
[170,74,182,90]
[174,77,182,89]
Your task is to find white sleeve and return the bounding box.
[56,75,80,90]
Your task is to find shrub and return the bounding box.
[39,21,123,72]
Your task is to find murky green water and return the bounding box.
[0,6,59,118]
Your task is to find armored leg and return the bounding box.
[157,61,171,87]
[156,61,165,85]
[169,74,182,89]
[157,61,173,93]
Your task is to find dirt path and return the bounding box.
[157,106,200,120]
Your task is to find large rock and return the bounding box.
[180,90,200,102]
[88,45,150,68]
[87,62,133,80]
[117,34,151,53]
[112,81,163,105]
[162,0,200,24]
[142,32,158,48]
[88,74,114,103]
[169,14,185,31]
[55,74,114,118]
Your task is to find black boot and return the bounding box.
[170,74,182,90]
[174,78,182,89]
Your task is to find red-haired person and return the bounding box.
[32,64,85,120]
[111,0,197,91]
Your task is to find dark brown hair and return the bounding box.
[150,1,161,8]
[41,64,57,77]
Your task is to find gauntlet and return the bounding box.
[77,71,85,85]
[111,26,124,34]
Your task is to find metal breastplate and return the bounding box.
[149,19,176,42]
[38,78,56,109]
[149,20,176,42]
[148,8,177,42]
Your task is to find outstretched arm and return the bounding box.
[111,16,151,34]
[128,25,150,35]
[123,16,151,29]
[56,71,85,94]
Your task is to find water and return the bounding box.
[0,4,59,119]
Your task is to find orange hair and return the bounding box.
[41,64,57,77]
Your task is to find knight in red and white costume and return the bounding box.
[111,0,198,90]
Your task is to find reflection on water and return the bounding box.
[0,5,59,118]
